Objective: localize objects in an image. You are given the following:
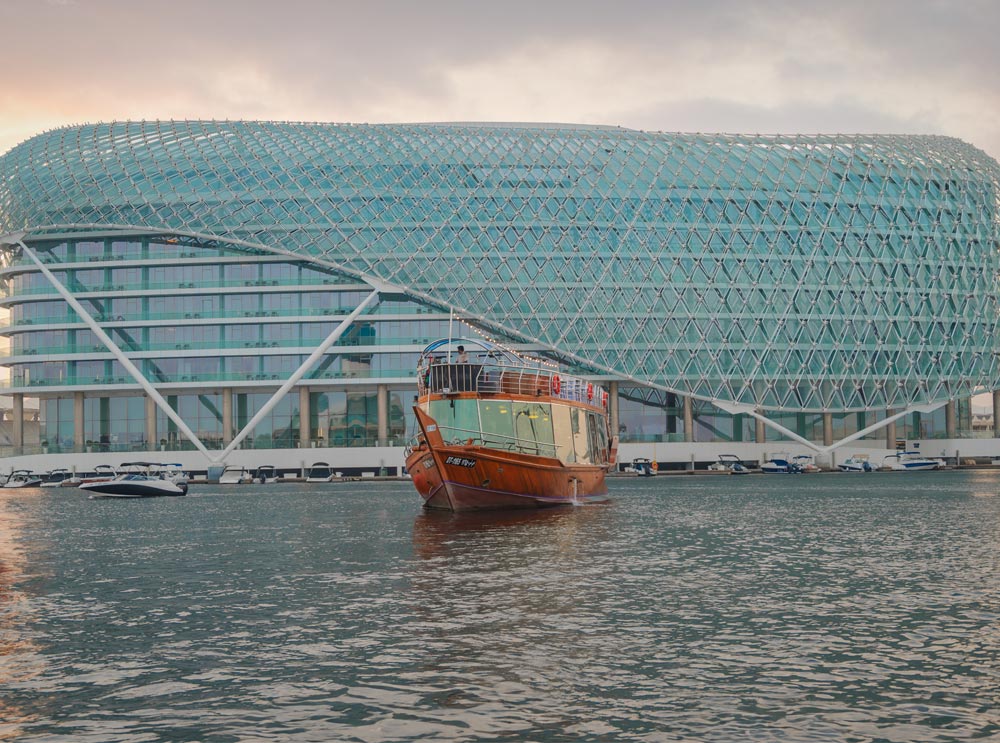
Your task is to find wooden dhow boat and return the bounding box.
[405,339,617,511]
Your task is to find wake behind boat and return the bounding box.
[405,338,617,512]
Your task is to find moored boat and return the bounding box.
[791,455,820,473]
[625,457,657,476]
[40,468,82,487]
[305,462,335,482]
[882,451,945,471]
[3,469,43,488]
[253,465,279,483]
[708,454,750,474]
[405,338,617,512]
[218,466,253,484]
[838,454,875,472]
[760,456,803,474]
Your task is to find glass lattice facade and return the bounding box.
[0,121,998,452]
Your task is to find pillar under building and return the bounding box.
[223,388,234,444]
[994,391,1000,438]
[885,409,896,450]
[945,400,957,439]
[683,395,694,443]
[144,394,156,451]
[12,393,23,449]
[755,415,766,444]
[823,412,833,447]
[298,386,310,447]
[377,384,388,446]
[609,381,619,440]
[74,391,85,452]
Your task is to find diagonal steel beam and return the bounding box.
[217,287,382,461]
[13,238,214,459]
[713,400,824,452]
[713,398,948,455]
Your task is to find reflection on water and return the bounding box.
[0,474,998,742]
[0,493,44,740]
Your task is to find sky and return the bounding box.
[1,0,998,160]
[1,0,998,410]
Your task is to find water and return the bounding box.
[1,472,998,742]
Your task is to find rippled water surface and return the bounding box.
[1,472,999,741]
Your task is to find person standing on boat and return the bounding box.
[454,345,472,390]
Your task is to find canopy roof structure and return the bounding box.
[2,120,999,413]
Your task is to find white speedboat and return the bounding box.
[624,457,657,476]
[3,469,43,488]
[40,468,81,487]
[219,466,253,484]
[707,454,750,474]
[80,467,188,498]
[253,465,279,483]
[882,452,945,471]
[306,462,334,482]
[760,456,803,474]
[791,455,820,473]
[838,454,875,472]
[152,463,190,485]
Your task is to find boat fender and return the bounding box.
[601,389,608,408]
[551,375,561,395]
[586,382,594,401]
[651,460,658,472]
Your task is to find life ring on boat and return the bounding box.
[586,383,594,401]
[651,460,659,472]
[551,375,561,395]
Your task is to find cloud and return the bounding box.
[0,0,997,159]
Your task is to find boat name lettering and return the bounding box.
[427,424,437,432]
[445,456,477,468]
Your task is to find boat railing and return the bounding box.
[418,360,604,407]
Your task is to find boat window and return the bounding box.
[479,400,514,450]
[571,407,591,464]
[428,399,480,443]
[550,403,576,464]
[512,402,554,457]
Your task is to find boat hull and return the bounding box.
[406,443,607,512]
[80,480,187,498]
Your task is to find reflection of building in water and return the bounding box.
[0,495,42,738]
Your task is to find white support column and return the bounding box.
[15,238,214,459]
[218,288,381,460]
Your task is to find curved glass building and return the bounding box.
[0,121,998,463]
